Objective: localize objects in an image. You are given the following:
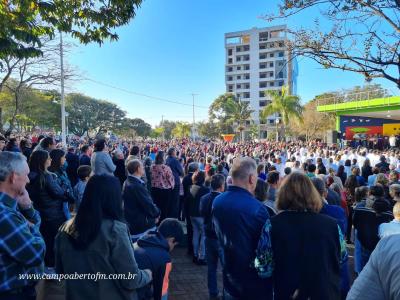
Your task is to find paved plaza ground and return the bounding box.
[36,243,354,300]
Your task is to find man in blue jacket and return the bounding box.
[166,148,184,219]
[212,157,272,300]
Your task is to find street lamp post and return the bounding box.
[275,118,280,142]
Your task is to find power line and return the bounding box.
[83,77,209,109]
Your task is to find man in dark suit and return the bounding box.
[79,145,91,166]
[123,159,160,241]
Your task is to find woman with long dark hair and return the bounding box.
[151,151,174,221]
[55,175,152,299]
[27,150,67,269]
[48,149,76,219]
[345,173,360,243]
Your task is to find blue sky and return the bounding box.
[67,0,398,127]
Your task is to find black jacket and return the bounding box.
[270,211,341,300]
[123,176,160,235]
[79,154,91,166]
[66,152,79,186]
[27,171,67,224]
[199,191,221,239]
[326,189,341,206]
[134,232,171,300]
[188,185,210,217]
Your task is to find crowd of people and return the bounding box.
[1,133,400,300]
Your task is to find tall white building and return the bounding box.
[225,25,298,138]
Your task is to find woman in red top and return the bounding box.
[151,151,175,221]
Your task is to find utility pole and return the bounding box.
[60,32,66,146]
[161,115,164,141]
[191,93,198,140]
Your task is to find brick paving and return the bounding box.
[169,247,222,300]
[35,242,354,300]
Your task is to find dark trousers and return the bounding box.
[184,198,193,255]
[168,184,180,218]
[205,237,224,297]
[0,285,36,300]
[40,219,65,267]
[151,187,171,221]
[346,205,354,242]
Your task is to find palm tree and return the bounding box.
[226,98,254,142]
[260,86,303,140]
[172,122,191,138]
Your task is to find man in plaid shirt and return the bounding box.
[0,152,45,300]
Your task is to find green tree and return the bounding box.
[172,122,191,138]
[197,121,219,139]
[66,93,126,136]
[261,86,303,139]
[208,93,236,134]
[150,127,165,139]
[157,120,177,140]
[122,118,151,138]
[225,98,254,142]
[0,0,143,60]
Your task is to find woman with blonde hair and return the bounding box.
[255,172,345,300]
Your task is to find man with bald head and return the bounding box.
[212,157,272,300]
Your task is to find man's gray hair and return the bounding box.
[0,152,27,182]
[230,157,257,181]
[311,177,326,197]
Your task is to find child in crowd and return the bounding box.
[134,218,184,300]
[73,165,91,210]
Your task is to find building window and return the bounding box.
[260,63,266,69]
[278,61,284,66]
[259,91,265,97]
[244,74,250,79]
[278,42,284,47]
[228,58,232,64]
[260,73,266,79]
[270,53,274,58]
[244,55,250,61]
[228,49,233,55]
[260,53,267,59]
[245,84,250,89]
[236,84,241,89]
[237,66,241,70]
[259,44,267,50]
[278,71,283,78]
[259,100,267,107]
[236,94,240,98]
[243,45,250,51]
[227,76,233,81]
[236,56,241,61]
[278,81,284,86]
[237,75,241,80]
[260,82,267,88]
[228,84,234,92]
[227,67,233,72]
[269,72,274,77]
[259,32,268,41]
[244,92,250,98]
[279,51,284,57]
[269,42,275,48]
[236,46,241,52]
[269,62,274,67]
[269,119,274,124]
[244,65,250,70]
[269,81,274,87]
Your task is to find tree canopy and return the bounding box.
[0,0,143,59]
[267,1,400,87]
